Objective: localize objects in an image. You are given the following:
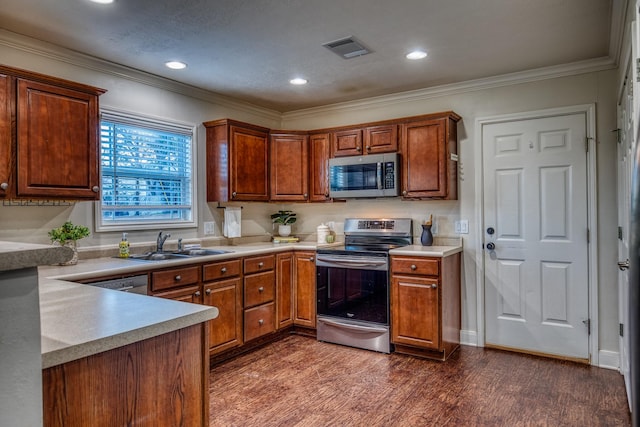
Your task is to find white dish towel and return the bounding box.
[223,207,242,238]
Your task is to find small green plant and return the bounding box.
[48,221,90,244]
[270,210,297,225]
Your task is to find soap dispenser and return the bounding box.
[119,232,130,258]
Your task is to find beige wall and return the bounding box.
[0,32,620,356]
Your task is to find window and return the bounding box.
[96,110,196,231]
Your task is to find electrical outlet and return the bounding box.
[204,221,216,235]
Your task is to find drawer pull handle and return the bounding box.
[232,191,237,198]
[195,291,201,297]
[205,288,212,295]
[258,262,264,268]
[258,319,264,326]
[221,267,227,273]
[175,275,182,281]
[258,286,264,292]
[92,186,100,193]
[410,265,417,271]
[309,257,315,262]
[431,284,438,289]
[0,182,7,191]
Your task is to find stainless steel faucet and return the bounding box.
[157,231,170,252]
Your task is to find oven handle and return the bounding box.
[318,318,388,334]
[316,256,388,270]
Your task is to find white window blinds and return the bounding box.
[97,110,195,230]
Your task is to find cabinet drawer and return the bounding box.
[244,254,275,274]
[203,258,241,281]
[153,285,202,304]
[391,257,440,276]
[151,266,200,292]
[244,302,275,342]
[244,271,275,308]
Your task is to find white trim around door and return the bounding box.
[474,104,599,365]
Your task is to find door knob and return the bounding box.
[618,259,630,271]
[486,242,495,251]
[487,227,495,235]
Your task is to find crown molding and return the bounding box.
[0,29,281,123]
[609,0,629,66]
[282,56,617,120]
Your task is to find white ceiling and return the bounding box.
[0,0,620,112]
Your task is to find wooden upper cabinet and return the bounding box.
[363,124,398,154]
[0,73,12,199]
[309,132,331,202]
[204,119,270,202]
[0,65,105,200]
[269,131,309,201]
[331,128,363,157]
[400,112,460,199]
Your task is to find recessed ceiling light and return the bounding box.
[165,61,187,70]
[89,0,114,4]
[406,50,428,60]
[289,78,308,85]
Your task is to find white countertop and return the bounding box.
[389,244,462,257]
[0,241,73,272]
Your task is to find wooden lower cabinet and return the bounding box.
[243,255,276,342]
[293,251,316,327]
[391,253,461,361]
[244,302,276,341]
[204,277,243,355]
[276,252,294,328]
[43,323,210,427]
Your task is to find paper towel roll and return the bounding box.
[223,207,241,238]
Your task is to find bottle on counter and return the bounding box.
[317,223,329,244]
[119,232,130,258]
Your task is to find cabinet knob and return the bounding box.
[431,284,438,289]
[206,288,212,295]
[410,264,417,271]
[258,319,264,326]
[195,291,201,296]
[304,193,308,198]
[221,267,227,273]
[175,275,182,281]
[232,191,237,198]
[356,146,361,152]
[0,182,7,191]
[258,262,264,268]
[258,286,264,292]
[366,146,371,151]
[92,186,100,193]
[324,192,329,198]
[309,257,315,262]
[402,190,408,196]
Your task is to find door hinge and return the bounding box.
[619,226,623,240]
[585,137,589,152]
[637,58,640,82]
[587,228,590,243]
[583,318,591,335]
[620,323,624,337]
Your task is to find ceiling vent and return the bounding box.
[323,36,371,59]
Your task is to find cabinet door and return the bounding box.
[364,124,398,154]
[204,277,243,355]
[229,125,269,201]
[400,118,454,199]
[153,285,202,304]
[276,252,294,328]
[0,73,11,198]
[16,78,100,199]
[293,251,316,327]
[331,128,363,157]
[270,133,309,201]
[309,133,331,202]
[391,275,440,350]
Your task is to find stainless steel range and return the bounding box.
[316,218,412,353]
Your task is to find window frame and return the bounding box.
[94,108,198,232]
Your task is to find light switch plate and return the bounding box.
[455,220,469,234]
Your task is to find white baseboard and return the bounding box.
[460,329,477,347]
[598,350,620,371]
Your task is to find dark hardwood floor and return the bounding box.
[209,335,630,426]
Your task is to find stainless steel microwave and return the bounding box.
[328,153,399,198]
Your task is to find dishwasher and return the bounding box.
[80,274,148,295]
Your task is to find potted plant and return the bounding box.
[270,210,296,237]
[48,221,90,265]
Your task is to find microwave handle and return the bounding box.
[377,162,383,190]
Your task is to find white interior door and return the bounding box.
[482,112,590,360]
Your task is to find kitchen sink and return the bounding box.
[128,252,191,261]
[171,249,233,256]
